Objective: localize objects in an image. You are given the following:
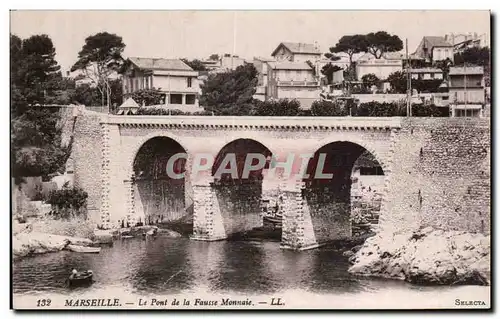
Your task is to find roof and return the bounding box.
[254,56,275,62]
[267,61,313,71]
[422,36,453,48]
[411,36,453,60]
[119,97,140,109]
[271,42,321,56]
[449,66,484,75]
[128,57,193,71]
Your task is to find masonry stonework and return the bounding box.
[71,110,104,224]
[379,117,490,235]
[71,113,489,249]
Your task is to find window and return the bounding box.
[186,94,196,105]
[187,77,192,88]
[170,94,182,104]
[430,73,435,79]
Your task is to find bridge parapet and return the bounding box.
[101,115,402,130]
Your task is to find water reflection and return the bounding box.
[13,235,411,296]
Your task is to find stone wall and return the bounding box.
[72,110,105,224]
[380,117,490,235]
[213,180,263,236]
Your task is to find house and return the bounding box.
[448,66,485,117]
[122,57,200,107]
[253,56,275,101]
[266,61,321,109]
[445,32,490,53]
[410,68,444,81]
[355,52,404,81]
[219,55,247,71]
[412,36,454,64]
[271,42,321,63]
[201,59,221,71]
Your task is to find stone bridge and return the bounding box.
[71,111,490,251]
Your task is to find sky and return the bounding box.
[10,10,490,73]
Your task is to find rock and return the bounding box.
[127,225,159,237]
[13,232,93,258]
[348,228,490,286]
[351,244,363,253]
[157,228,182,238]
[94,229,114,244]
[13,220,32,235]
[343,250,355,258]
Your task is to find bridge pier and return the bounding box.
[280,181,319,251]
[190,177,227,241]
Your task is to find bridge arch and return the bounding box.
[130,133,191,228]
[126,132,190,180]
[301,139,387,244]
[210,138,274,238]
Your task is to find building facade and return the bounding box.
[355,52,404,80]
[252,56,274,101]
[122,57,200,107]
[448,66,485,117]
[412,36,454,64]
[266,61,321,109]
[445,32,490,52]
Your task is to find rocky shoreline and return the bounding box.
[13,220,184,259]
[13,232,94,259]
[347,227,490,286]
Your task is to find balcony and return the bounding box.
[276,80,320,87]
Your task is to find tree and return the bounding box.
[71,32,126,107]
[321,63,343,84]
[361,73,380,90]
[181,58,207,71]
[209,54,220,61]
[434,57,453,79]
[365,31,403,59]
[324,53,341,61]
[387,71,407,93]
[200,64,258,114]
[11,34,62,112]
[328,35,368,80]
[11,34,72,182]
[454,47,490,67]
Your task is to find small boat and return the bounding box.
[121,235,134,239]
[68,270,94,287]
[67,244,101,253]
[263,213,283,229]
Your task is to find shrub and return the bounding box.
[354,101,406,117]
[253,99,301,116]
[46,186,88,219]
[311,100,349,116]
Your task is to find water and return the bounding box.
[12,234,490,309]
